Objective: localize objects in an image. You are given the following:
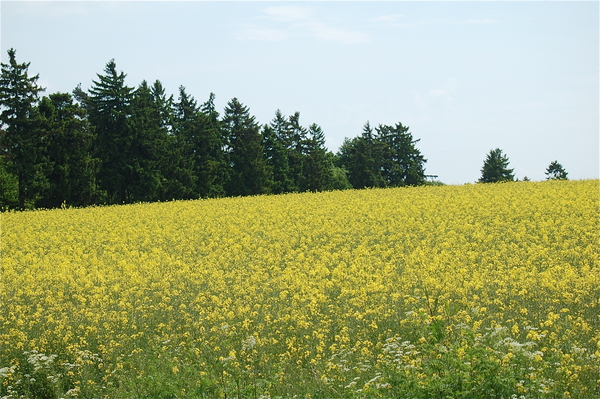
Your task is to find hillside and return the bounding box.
[1,180,599,398]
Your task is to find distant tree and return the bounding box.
[172,86,202,199]
[327,152,352,190]
[337,122,385,189]
[376,122,427,186]
[0,48,47,209]
[286,112,308,192]
[263,110,293,193]
[36,92,100,208]
[479,148,514,183]
[86,59,134,203]
[262,124,286,194]
[197,92,227,197]
[303,123,334,191]
[0,132,18,209]
[148,80,195,201]
[545,161,568,180]
[127,80,171,202]
[222,98,270,196]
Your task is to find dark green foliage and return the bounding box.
[86,59,134,203]
[337,121,427,189]
[197,92,227,198]
[0,48,47,209]
[127,80,170,202]
[36,93,100,208]
[1,50,438,210]
[0,146,18,209]
[377,122,427,187]
[263,110,293,194]
[149,80,195,201]
[222,98,270,196]
[337,122,386,189]
[545,160,568,180]
[479,148,514,183]
[286,112,308,192]
[303,123,335,192]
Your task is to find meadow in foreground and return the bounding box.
[1,180,599,399]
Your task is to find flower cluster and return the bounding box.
[1,180,598,398]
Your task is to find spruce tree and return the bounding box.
[287,112,307,191]
[264,110,293,193]
[0,48,47,209]
[479,148,515,183]
[303,123,334,191]
[37,92,100,208]
[128,80,169,202]
[87,59,134,203]
[222,98,270,196]
[545,161,568,180]
[149,80,194,201]
[172,86,202,199]
[337,122,386,189]
[376,122,427,186]
[198,92,227,197]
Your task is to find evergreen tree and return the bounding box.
[87,59,134,203]
[173,88,228,199]
[36,93,100,208]
[197,92,227,197]
[0,48,48,209]
[479,148,515,183]
[0,135,18,209]
[261,124,282,193]
[287,112,307,191]
[126,80,170,202]
[222,98,270,196]
[148,80,194,201]
[337,122,385,189]
[264,110,293,193]
[172,86,202,199]
[303,123,334,191]
[376,122,427,186]
[545,161,568,180]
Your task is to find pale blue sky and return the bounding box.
[2,1,598,184]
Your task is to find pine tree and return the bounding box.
[37,92,100,208]
[264,110,292,193]
[337,122,385,189]
[87,59,134,203]
[303,123,334,191]
[287,112,307,191]
[376,122,427,187]
[0,48,47,209]
[479,148,514,183]
[198,92,227,197]
[127,80,170,202]
[222,98,270,196]
[545,161,568,180]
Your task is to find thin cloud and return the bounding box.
[236,5,369,44]
[301,22,370,44]
[373,16,496,29]
[234,27,288,42]
[371,13,404,23]
[262,5,313,22]
[415,77,459,110]
[462,19,496,25]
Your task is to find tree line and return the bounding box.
[0,49,568,211]
[0,49,431,210]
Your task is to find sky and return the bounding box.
[1,1,598,184]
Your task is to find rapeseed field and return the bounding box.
[1,180,599,399]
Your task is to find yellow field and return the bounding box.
[1,180,599,399]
